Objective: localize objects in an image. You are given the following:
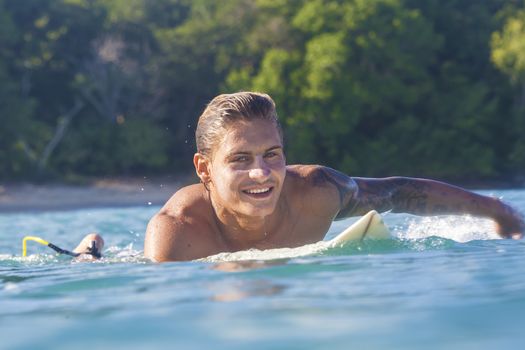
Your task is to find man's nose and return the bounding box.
[249,157,271,181]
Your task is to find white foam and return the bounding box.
[199,240,332,263]
[100,244,149,263]
[396,215,499,243]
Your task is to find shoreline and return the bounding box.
[1,175,523,213]
[0,177,190,213]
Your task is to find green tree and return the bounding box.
[491,6,525,175]
[224,0,514,181]
[2,0,103,177]
[0,0,36,179]
[1,0,524,183]
[2,0,170,178]
[227,0,442,175]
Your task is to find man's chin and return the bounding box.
[240,203,278,218]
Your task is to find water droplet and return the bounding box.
[4,282,18,291]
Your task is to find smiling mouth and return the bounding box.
[242,187,274,198]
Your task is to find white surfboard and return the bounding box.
[327,210,390,247]
[200,210,391,262]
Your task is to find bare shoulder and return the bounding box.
[160,183,209,215]
[285,165,357,217]
[286,164,356,193]
[144,184,219,262]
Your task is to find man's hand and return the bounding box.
[493,202,525,239]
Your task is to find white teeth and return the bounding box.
[245,188,270,194]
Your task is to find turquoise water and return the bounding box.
[1,189,525,349]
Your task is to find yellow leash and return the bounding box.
[22,236,51,257]
[22,236,93,258]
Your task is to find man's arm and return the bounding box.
[144,213,204,262]
[144,214,181,262]
[145,209,221,262]
[312,166,524,238]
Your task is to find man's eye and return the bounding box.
[232,156,249,162]
[265,152,278,158]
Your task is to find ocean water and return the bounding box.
[1,189,525,349]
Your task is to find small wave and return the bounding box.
[395,215,499,243]
[200,235,460,263]
[0,244,149,267]
[328,236,456,255]
[2,215,494,266]
[0,253,63,267]
[101,244,149,263]
[200,241,332,263]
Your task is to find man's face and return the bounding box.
[208,119,286,218]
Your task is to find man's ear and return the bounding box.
[193,153,211,185]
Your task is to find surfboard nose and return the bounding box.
[329,210,391,247]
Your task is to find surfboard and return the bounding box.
[200,210,391,262]
[327,210,390,247]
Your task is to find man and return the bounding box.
[143,91,524,262]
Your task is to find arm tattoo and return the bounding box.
[355,177,487,216]
[310,169,503,219]
[350,178,398,215]
[350,178,432,216]
[310,172,435,218]
[389,178,430,213]
[310,166,358,219]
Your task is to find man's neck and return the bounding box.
[210,196,285,251]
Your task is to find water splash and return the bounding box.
[200,241,332,263]
[0,244,149,266]
[202,215,499,262]
[0,253,62,266]
[102,243,149,263]
[395,215,499,243]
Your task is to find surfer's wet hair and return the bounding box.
[195,91,283,157]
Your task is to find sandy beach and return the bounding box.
[0,176,192,213]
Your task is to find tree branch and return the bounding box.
[37,98,85,173]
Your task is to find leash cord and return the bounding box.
[22,236,101,258]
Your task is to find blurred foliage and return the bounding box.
[1,0,524,183]
[491,5,525,174]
